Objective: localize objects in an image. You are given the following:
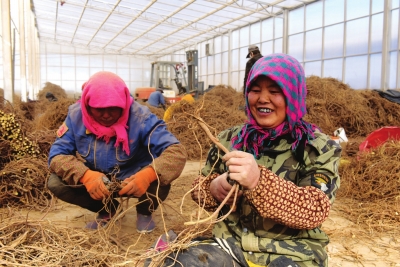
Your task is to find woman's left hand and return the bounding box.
[222,151,260,190]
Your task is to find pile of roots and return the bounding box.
[1,77,400,266]
[305,76,400,137]
[0,210,126,266]
[337,141,400,233]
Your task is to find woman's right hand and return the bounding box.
[80,170,110,200]
[210,172,242,205]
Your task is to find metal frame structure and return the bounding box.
[1,0,399,104]
[31,0,318,58]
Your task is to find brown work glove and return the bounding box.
[80,170,110,200]
[118,167,157,197]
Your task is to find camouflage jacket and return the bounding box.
[196,125,341,267]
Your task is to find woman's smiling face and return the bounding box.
[247,76,287,128]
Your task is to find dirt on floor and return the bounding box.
[17,161,400,267]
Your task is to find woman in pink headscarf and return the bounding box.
[145,54,341,267]
[47,71,187,233]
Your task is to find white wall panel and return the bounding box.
[372,0,384,13]
[347,0,370,20]
[346,56,368,89]
[288,33,303,60]
[262,41,273,55]
[324,58,343,80]
[275,18,283,39]
[214,36,222,54]
[76,81,86,91]
[250,22,261,44]
[371,14,384,53]
[274,39,283,53]
[240,26,250,47]
[61,67,75,80]
[76,67,90,80]
[324,24,344,58]
[289,7,304,34]
[305,61,322,76]
[306,29,322,61]
[390,9,399,50]
[61,54,75,67]
[262,19,274,41]
[222,35,229,52]
[130,59,144,69]
[117,55,130,68]
[76,55,89,67]
[239,70,245,91]
[325,0,344,26]
[231,71,239,91]
[221,52,229,72]
[40,66,46,84]
[116,68,130,82]
[369,53,382,88]
[306,2,323,30]
[232,30,239,49]
[239,46,248,67]
[61,81,76,92]
[47,66,61,80]
[208,56,214,74]
[104,55,116,68]
[130,69,145,81]
[47,54,61,66]
[0,64,3,88]
[214,73,221,85]
[389,52,398,88]
[207,75,214,86]
[201,57,207,76]
[346,18,369,56]
[231,49,239,71]
[222,73,228,86]
[214,53,221,73]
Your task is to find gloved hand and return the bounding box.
[80,170,110,200]
[118,167,157,197]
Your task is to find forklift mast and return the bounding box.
[186,50,198,93]
[149,50,202,97]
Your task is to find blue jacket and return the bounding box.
[147,91,165,107]
[48,101,179,180]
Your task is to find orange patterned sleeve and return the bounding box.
[244,166,331,230]
[49,154,89,185]
[151,143,187,185]
[191,173,220,212]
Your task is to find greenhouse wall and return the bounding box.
[0,0,399,101]
[189,0,400,91]
[39,43,153,99]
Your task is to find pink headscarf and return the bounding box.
[81,71,133,155]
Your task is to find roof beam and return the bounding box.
[54,1,58,40]
[118,0,196,52]
[131,0,240,54]
[71,0,89,43]
[102,0,157,49]
[153,2,275,57]
[86,0,122,46]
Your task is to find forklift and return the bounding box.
[135,50,203,102]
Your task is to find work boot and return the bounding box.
[85,212,116,230]
[137,213,155,233]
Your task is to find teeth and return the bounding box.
[259,108,272,113]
